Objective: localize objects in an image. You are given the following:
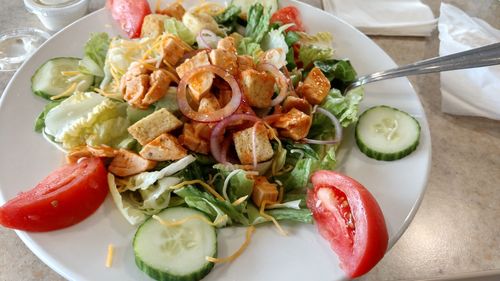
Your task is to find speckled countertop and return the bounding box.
[0,1,499,280]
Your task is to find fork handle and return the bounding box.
[350,42,500,89]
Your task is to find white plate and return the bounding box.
[0,1,431,280]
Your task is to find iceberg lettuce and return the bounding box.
[44,92,130,150]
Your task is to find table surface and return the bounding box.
[1,1,499,280]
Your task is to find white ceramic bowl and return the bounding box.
[23,0,90,31]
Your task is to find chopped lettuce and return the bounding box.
[298,45,335,68]
[34,99,63,133]
[296,31,333,49]
[276,157,317,190]
[237,37,263,58]
[109,173,148,225]
[247,203,312,225]
[175,186,249,226]
[214,4,241,33]
[164,18,196,45]
[318,87,364,127]
[124,155,196,191]
[79,32,110,78]
[44,92,130,149]
[108,157,197,225]
[245,3,270,43]
[314,59,358,91]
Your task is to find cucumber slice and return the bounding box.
[134,207,217,281]
[31,57,94,100]
[355,105,421,161]
[231,0,278,19]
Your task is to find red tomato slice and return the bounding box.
[0,158,109,232]
[270,6,305,32]
[107,0,151,38]
[306,170,388,278]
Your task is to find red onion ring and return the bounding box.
[210,114,261,164]
[256,63,289,107]
[304,107,343,144]
[196,29,221,49]
[177,65,242,122]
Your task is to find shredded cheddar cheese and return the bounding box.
[105,244,114,268]
[61,71,80,76]
[206,226,256,264]
[260,200,288,236]
[232,195,249,206]
[50,83,77,100]
[169,180,225,201]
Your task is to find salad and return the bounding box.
[0,0,423,280]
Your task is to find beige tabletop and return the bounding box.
[0,1,499,280]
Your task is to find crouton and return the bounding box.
[273,108,312,141]
[198,94,221,113]
[141,14,171,38]
[140,133,187,161]
[157,2,185,20]
[282,96,312,114]
[251,176,279,207]
[123,74,150,109]
[240,69,275,108]
[297,67,330,105]
[128,108,183,145]
[209,48,238,75]
[217,36,237,54]
[233,123,274,165]
[109,149,156,177]
[237,55,255,71]
[143,69,171,105]
[163,36,187,66]
[179,122,210,154]
[176,50,214,101]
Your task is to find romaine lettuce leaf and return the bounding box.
[245,3,270,43]
[79,32,110,78]
[296,31,333,49]
[214,4,241,33]
[34,99,63,133]
[237,37,263,58]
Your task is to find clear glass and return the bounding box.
[0,28,50,72]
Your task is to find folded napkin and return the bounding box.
[322,0,437,36]
[439,3,500,120]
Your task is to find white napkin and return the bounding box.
[438,3,500,120]
[322,0,437,36]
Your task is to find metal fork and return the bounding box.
[344,42,500,94]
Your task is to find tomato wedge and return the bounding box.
[0,158,108,232]
[306,171,388,278]
[107,0,151,38]
[270,6,305,32]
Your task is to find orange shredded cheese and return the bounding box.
[260,200,288,236]
[61,71,80,76]
[105,244,114,268]
[206,226,256,264]
[232,195,249,206]
[50,83,77,100]
[169,180,225,201]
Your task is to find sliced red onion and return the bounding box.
[210,114,261,164]
[196,29,221,49]
[251,122,260,169]
[263,113,284,124]
[256,63,289,107]
[177,65,242,122]
[304,107,343,145]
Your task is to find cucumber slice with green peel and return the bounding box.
[134,207,217,281]
[355,105,421,161]
[31,57,94,100]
